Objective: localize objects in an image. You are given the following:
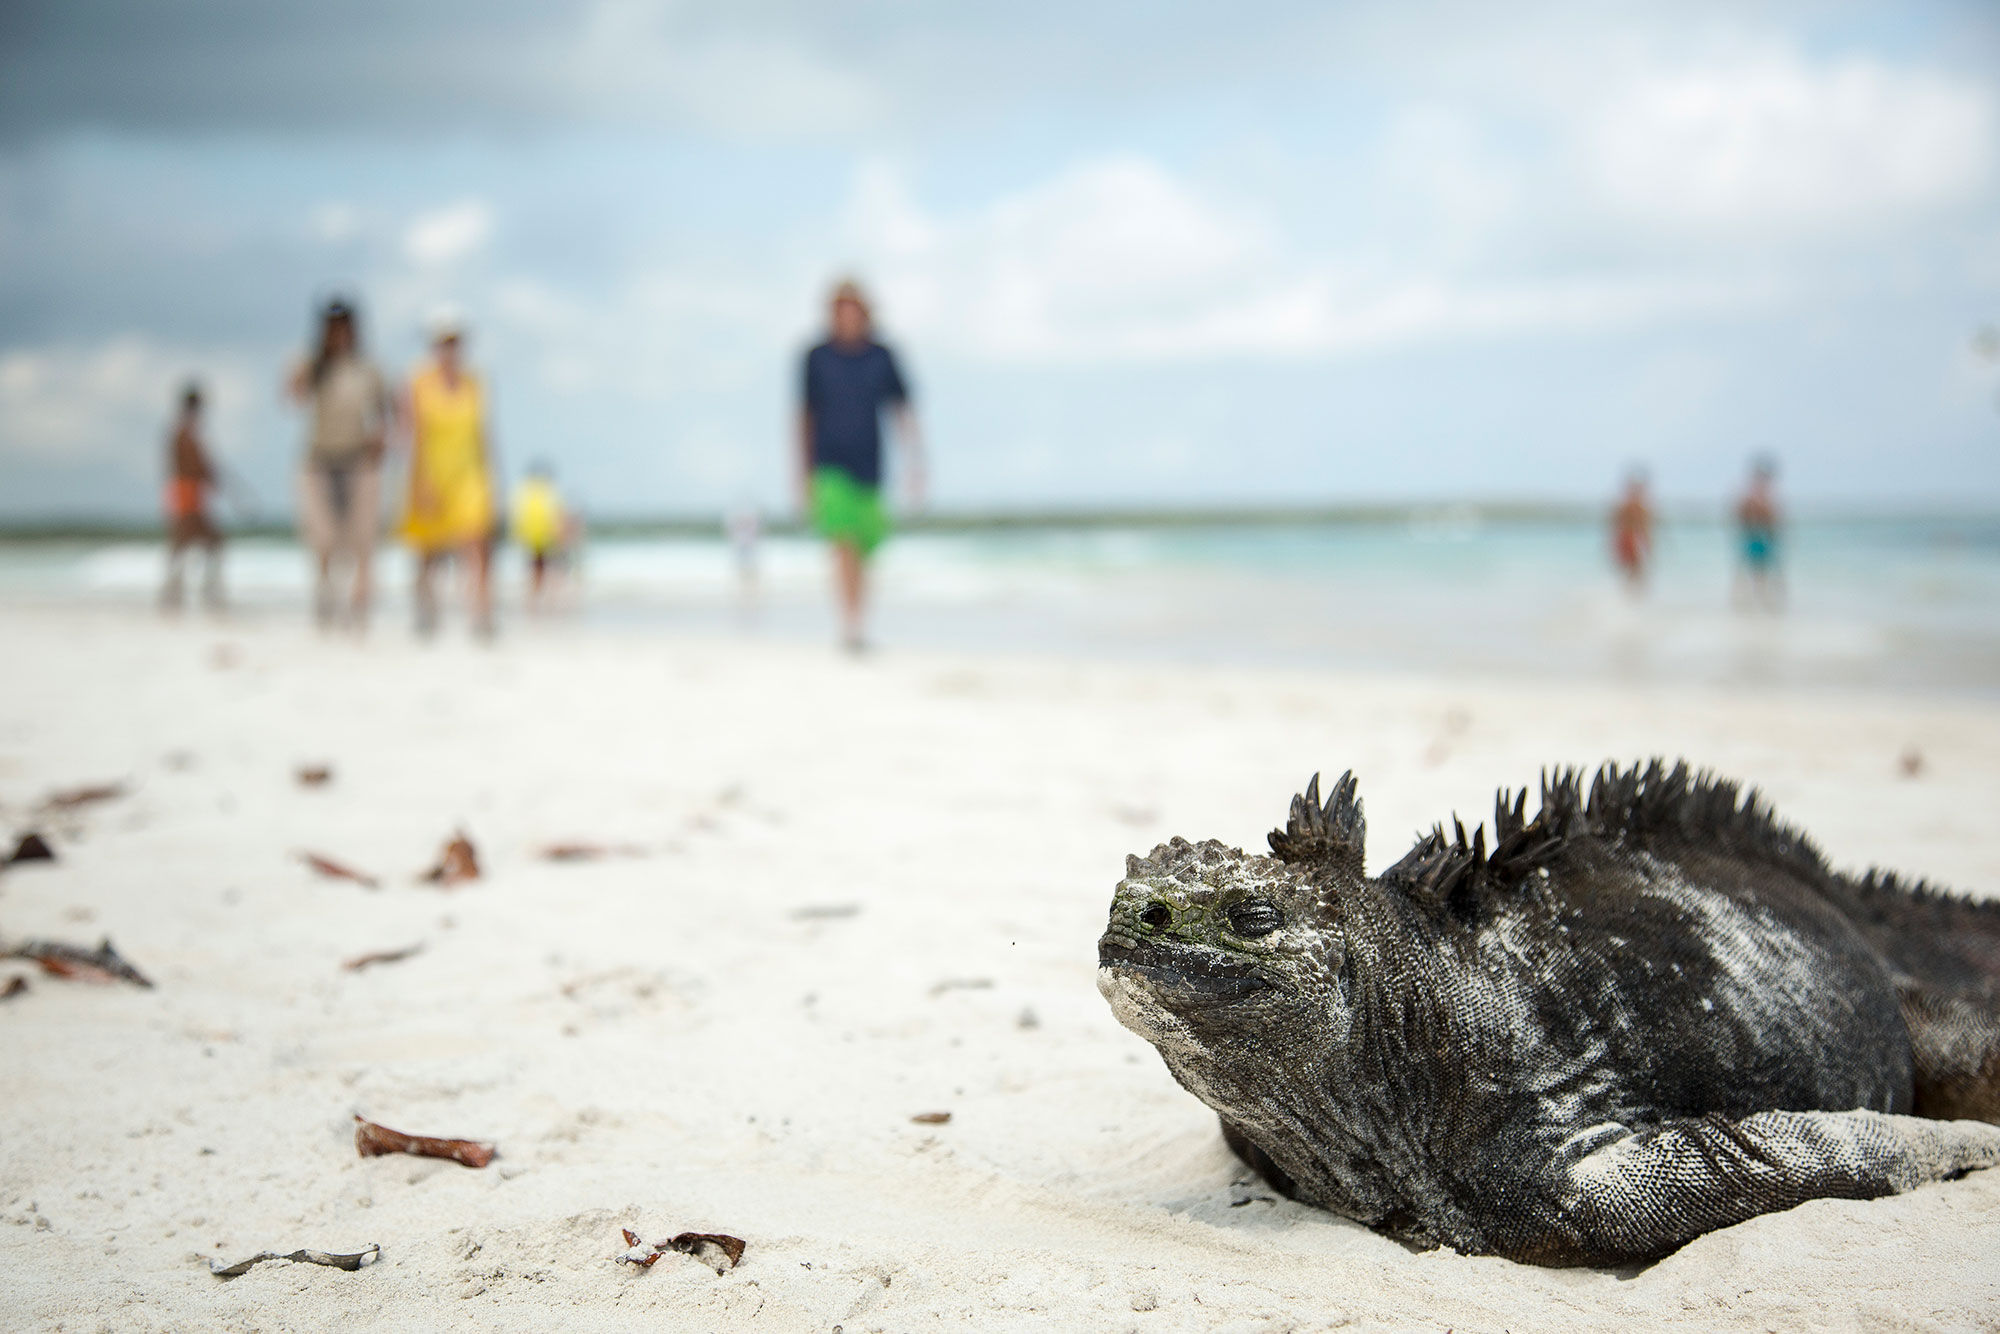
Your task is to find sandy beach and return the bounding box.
[3,602,1998,1333]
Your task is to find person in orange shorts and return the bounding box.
[161,382,224,612]
[1609,467,1654,596]
[400,313,498,638]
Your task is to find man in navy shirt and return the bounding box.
[796,279,926,651]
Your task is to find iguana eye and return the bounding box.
[1227,898,1282,937]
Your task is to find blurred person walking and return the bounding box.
[796,279,925,652]
[400,314,498,638]
[1609,467,1654,595]
[288,298,391,632]
[1734,456,1784,613]
[160,381,224,612]
[510,460,574,614]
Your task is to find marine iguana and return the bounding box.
[1096,761,2000,1266]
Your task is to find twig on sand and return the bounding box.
[910,1111,952,1125]
[39,782,127,813]
[208,1243,380,1279]
[420,830,481,886]
[353,1115,494,1168]
[7,832,55,864]
[297,851,379,889]
[342,944,423,972]
[539,842,646,862]
[1,976,28,1000]
[617,1229,746,1273]
[5,937,152,987]
[296,765,334,787]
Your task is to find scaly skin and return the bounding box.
[1097,762,2000,1266]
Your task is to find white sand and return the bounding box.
[2,604,1997,1333]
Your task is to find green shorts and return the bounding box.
[810,467,889,556]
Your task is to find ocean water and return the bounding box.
[4,515,1997,695]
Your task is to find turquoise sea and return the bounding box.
[4,515,1997,695]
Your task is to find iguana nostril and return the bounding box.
[1139,902,1172,931]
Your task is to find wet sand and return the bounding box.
[1,604,1996,1332]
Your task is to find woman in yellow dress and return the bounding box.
[400,315,497,637]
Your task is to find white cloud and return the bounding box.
[311,200,365,244]
[0,337,257,473]
[1586,51,1994,231]
[841,159,1775,364]
[567,0,885,136]
[404,199,494,266]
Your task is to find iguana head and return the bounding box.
[1096,773,1367,1068]
[1097,837,1342,1056]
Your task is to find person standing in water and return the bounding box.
[400,314,498,638]
[1734,455,1784,612]
[1609,467,1654,595]
[288,298,391,631]
[796,279,925,652]
[161,382,224,612]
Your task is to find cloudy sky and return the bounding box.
[2,0,1997,518]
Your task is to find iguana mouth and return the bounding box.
[1098,935,1271,1002]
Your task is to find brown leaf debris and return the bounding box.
[7,832,55,864]
[208,1243,379,1279]
[539,842,646,862]
[40,782,127,812]
[420,830,481,886]
[297,851,380,889]
[353,1115,494,1168]
[6,937,152,987]
[341,944,423,972]
[616,1229,746,1273]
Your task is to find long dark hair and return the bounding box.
[309,298,360,388]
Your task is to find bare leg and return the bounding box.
[314,551,337,629]
[348,547,373,633]
[162,536,188,612]
[469,541,494,639]
[833,540,866,650]
[1527,1109,2000,1266]
[199,532,224,611]
[414,552,441,638]
[528,553,547,613]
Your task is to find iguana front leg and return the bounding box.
[1521,1109,2000,1267]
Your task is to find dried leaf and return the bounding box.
[298,851,379,889]
[420,830,480,886]
[342,944,423,972]
[1,976,27,1000]
[353,1115,494,1168]
[1899,748,1924,778]
[539,842,646,862]
[666,1232,746,1272]
[208,1243,379,1279]
[8,832,55,864]
[297,765,333,787]
[617,1229,746,1273]
[41,782,126,812]
[910,1111,952,1125]
[7,937,152,987]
